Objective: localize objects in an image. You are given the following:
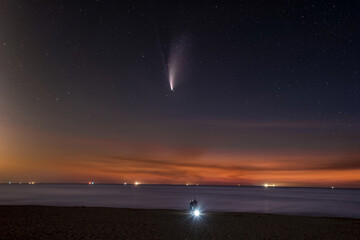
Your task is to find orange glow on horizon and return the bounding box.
[0,121,359,188]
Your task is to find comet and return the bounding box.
[167,35,187,92]
[157,34,188,92]
[168,60,176,91]
[169,76,174,91]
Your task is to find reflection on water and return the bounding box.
[1,184,359,218]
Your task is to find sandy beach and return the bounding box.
[1,206,359,240]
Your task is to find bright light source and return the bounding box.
[134,181,140,186]
[264,183,276,187]
[194,210,200,217]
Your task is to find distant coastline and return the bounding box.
[1,182,359,189]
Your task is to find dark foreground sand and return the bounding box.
[1,206,360,240]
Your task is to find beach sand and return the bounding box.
[1,206,359,240]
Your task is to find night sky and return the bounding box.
[0,0,359,187]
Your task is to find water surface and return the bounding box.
[1,184,359,218]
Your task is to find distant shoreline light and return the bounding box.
[264,183,276,188]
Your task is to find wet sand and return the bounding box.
[1,205,360,239]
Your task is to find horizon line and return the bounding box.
[1,182,357,189]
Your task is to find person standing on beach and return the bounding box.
[189,198,198,211]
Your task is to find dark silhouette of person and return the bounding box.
[189,198,198,211]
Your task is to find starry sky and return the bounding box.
[0,0,359,187]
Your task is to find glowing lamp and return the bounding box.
[194,210,200,217]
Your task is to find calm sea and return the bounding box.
[1,184,359,218]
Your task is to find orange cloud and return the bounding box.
[1,119,360,187]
